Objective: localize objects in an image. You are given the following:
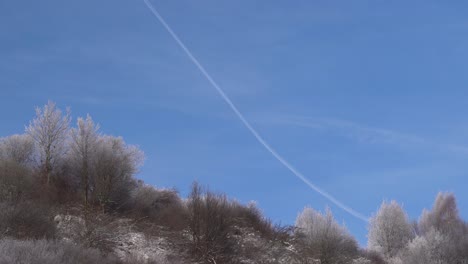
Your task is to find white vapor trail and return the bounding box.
[143,0,369,222]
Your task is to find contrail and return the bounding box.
[143,0,369,222]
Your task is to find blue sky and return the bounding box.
[2,0,468,245]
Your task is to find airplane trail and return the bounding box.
[143,0,369,222]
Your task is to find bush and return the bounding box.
[0,238,121,264]
[130,184,187,230]
[228,201,290,241]
[0,202,56,239]
[80,214,117,253]
[230,201,269,231]
[360,250,386,264]
[0,160,35,203]
[186,182,297,263]
[188,182,234,263]
[0,134,35,166]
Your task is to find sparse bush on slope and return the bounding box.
[188,182,234,263]
[0,202,56,240]
[186,181,299,263]
[229,200,278,239]
[0,160,35,202]
[130,183,188,230]
[0,238,121,264]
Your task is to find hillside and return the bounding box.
[0,102,467,264]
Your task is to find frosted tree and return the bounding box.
[295,207,358,264]
[70,115,100,207]
[26,101,70,185]
[418,192,464,236]
[367,201,414,259]
[0,134,35,165]
[93,135,143,210]
[417,192,468,263]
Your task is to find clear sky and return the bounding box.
[1,0,468,245]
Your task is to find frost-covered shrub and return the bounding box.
[295,207,358,264]
[398,230,447,264]
[0,134,35,165]
[358,250,386,264]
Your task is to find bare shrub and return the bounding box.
[0,202,56,239]
[0,238,121,264]
[229,201,275,237]
[131,184,187,230]
[50,167,81,204]
[0,160,35,202]
[79,211,121,253]
[186,182,298,263]
[188,182,234,263]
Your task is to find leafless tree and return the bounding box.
[26,101,70,185]
[93,135,143,211]
[70,115,100,207]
